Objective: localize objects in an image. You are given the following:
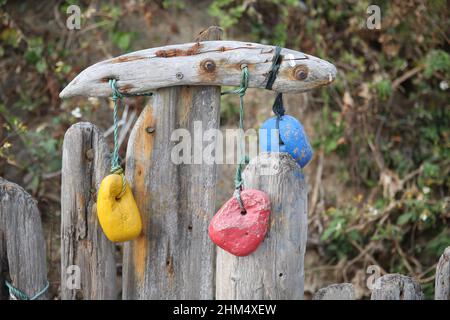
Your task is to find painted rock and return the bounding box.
[208,189,271,256]
[259,114,313,168]
[97,174,142,242]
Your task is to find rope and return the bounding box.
[5,280,49,300]
[272,92,285,146]
[109,79,152,199]
[222,65,249,213]
[265,46,285,146]
[265,46,283,90]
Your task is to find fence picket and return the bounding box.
[61,122,117,299]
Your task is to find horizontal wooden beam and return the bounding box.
[60,41,336,98]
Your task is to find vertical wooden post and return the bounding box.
[313,283,356,300]
[61,122,117,299]
[216,153,308,299]
[122,29,222,299]
[0,228,7,300]
[371,274,424,300]
[435,246,450,300]
[0,178,48,300]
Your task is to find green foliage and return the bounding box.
[208,0,300,45]
[162,0,186,10]
[425,50,450,78]
[1,0,448,299]
[208,0,246,29]
[203,0,447,297]
[373,79,392,101]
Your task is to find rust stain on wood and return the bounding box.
[155,43,203,58]
[111,56,146,63]
[179,87,192,126]
[131,106,156,282]
[166,255,174,278]
[121,84,134,93]
[223,61,256,72]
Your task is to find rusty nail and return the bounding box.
[176,72,184,80]
[297,70,307,80]
[294,66,309,80]
[201,59,216,72]
[146,127,155,133]
[86,149,94,160]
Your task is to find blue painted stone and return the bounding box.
[259,115,313,168]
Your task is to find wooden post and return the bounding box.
[122,30,221,299]
[61,122,117,300]
[313,283,356,300]
[0,227,7,300]
[59,31,337,301]
[371,274,424,300]
[216,153,308,299]
[0,178,48,300]
[435,246,450,300]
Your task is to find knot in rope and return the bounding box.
[109,79,124,101]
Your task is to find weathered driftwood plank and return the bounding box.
[122,87,220,299]
[313,283,356,300]
[370,274,424,300]
[0,178,48,300]
[59,40,336,98]
[216,153,308,299]
[61,122,116,300]
[122,30,221,299]
[435,246,450,300]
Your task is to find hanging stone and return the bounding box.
[97,173,142,242]
[259,114,313,168]
[208,189,271,256]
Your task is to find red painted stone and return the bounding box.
[208,189,271,256]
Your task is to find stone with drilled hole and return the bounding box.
[208,189,271,256]
[259,115,313,168]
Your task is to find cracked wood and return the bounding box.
[61,122,117,299]
[216,153,308,299]
[60,41,336,98]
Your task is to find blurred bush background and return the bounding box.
[0,0,448,299]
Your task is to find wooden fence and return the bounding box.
[0,165,449,300]
[0,31,448,301]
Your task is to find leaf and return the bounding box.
[36,59,47,74]
[112,32,132,51]
[397,212,412,225]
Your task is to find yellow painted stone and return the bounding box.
[97,174,142,242]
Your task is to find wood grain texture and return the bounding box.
[0,226,7,299]
[122,27,220,300]
[122,85,220,299]
[59,41,336,98]
[371,274,424,300]
[435,246,450,300]
[0,178,48,300]
[216,153,308,299]
[61,122,117,300]
[313,283,356,300]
